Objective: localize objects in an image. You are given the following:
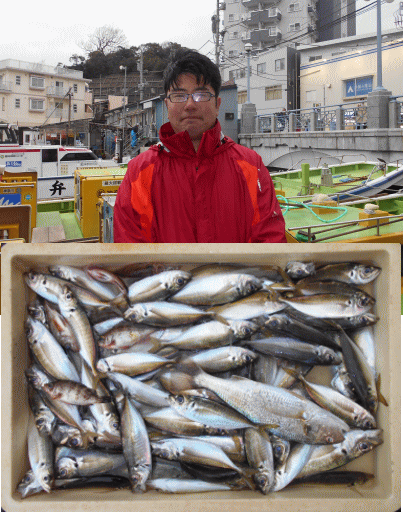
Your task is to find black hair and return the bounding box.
[163,49,222,98]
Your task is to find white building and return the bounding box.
[299,27,403,110]
[0,59,92,129]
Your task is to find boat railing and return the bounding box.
[288,213,403,243]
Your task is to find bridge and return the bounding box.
[239,97,403,170]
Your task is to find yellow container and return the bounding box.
[358,209,391,228]
[1,243,401,512]
[74,169,126,238]
[0,181,37,228]
[311,200,339,215]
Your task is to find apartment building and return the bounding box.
[221,0,320,113]
[220,0,360,116]
[0,59,93,128]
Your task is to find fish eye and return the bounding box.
[177,278,184,285]
[176,395,185,404]
[36,419,45,426]
[326,436,334,443]
[22,473,33,484]
[255,474,268,487]
[59,468,68,477]
[43,475,51,482]
[112,422,119,429]
[70,438,79,447]
[359,442,370,452]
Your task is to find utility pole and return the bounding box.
[138,46,144,102]
[215,0,220,67]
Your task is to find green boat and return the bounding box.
[271,160,403,201]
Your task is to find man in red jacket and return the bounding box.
[113,49,287,243]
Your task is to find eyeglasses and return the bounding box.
[167,92,216,103]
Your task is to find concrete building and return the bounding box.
[221,0,318,115]
[299,28,403,110]
[0,59,92,130]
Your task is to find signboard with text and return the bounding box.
[346,77,373,97]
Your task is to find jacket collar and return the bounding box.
[158,120,231,158]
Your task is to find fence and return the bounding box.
[256,97,403,133]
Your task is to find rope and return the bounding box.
[278,195,348,223]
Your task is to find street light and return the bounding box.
[119,65,127,158]
[364,0,394,90]
[245,43,252,104]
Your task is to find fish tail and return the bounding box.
[376,375,389,407]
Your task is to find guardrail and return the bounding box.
[256,97,403,133]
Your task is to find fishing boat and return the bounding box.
[278,191,403,243]
[271,160,403,202]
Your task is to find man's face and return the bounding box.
[165,73,221,148]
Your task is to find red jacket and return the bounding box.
[113,121,286,243]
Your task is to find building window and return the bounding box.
[345,76,373,97]
[257,63,266,75]
[30,76,45,89]
[238,91,247,104]
[309,55,323,61]
[265,85,282,101]
[73,104,78,113]
[289,23,301,31]
[229,31,239,39]
[225,112,235,120]
[16,75,21,85]
[15,98,21,108]
[29,98,45,111]
[275,59,285,71]
[306,90,317,102]
[229,50,239,58]
[229,68,246,80]
[288,3,301,12]
[2,97,5,111]
[73,83,78,93]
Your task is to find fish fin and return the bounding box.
[215,314,231,326]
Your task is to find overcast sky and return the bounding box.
[1,1,400,67]
[0,1,217,66]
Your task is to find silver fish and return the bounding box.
[208,291,286,321]
[147,478,233,493]
[151,437,243,475]
[124,302,213,327]
[55,446,125,478]
[297,429,383,478]
[98,324,158,351]
[299,262,381,285]
[106,372,170,408]
[121,396,152,492]
[25,316,81,383]
[43,301,80,352]
[170,272,262,306]
[184,346,257,373]
[247,337,342,366]
[49,265,122,302]
[96,352,169,376]
[285,261,316,280]
[158,362,350,445]
[279,292,374,319]
[245,428,275,494]
[168,394,259,431]
[271,443,314,491]
[144,407,224,437]
[27,413,54,493]
[57,285,99,377]
[28,387,57,435]
[127,270,191,304]
[17,469,44,499]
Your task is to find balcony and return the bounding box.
[242,27,282,44]
[308,4,318,18]
[242,8,281,25]
[0,81,12,93]
[45,108,74,120]
[47,86,70,98]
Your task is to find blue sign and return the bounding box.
[0,193,22,206]
[6,161,22,168]
[346,77,373,97]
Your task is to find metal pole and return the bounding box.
[376,0,385,90]
[245,43,252,103]
[216,0,220,66]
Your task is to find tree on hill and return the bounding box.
[78,25,128,56]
